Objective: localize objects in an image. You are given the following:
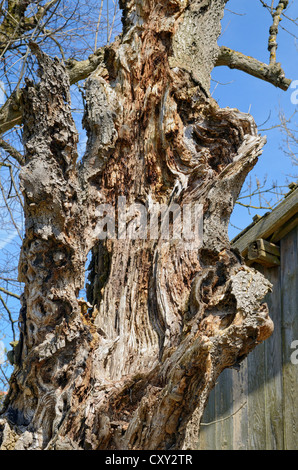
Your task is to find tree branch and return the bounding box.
[66,46,107,86]
[201,401,247,426]
[0,136,24,165]
[0,0,61,54]
[215,46,291,91]
[0,286,20,300]
[0,294,16,341]
[268,0,289,64]
[0,174,22,238]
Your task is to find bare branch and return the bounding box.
[268,0,289,64]
[201,402,247,427]
[0,44,107,135]
[0,136,24,165]
[66,45,107,85]
[0,90,23,135]
[0,286,20,300]
[279,109,298,167]
[94,0,104,52]
[215,46,291,91]
[0,173,22,238]
[0,294,16,341]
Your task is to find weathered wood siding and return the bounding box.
[196,225,298,450]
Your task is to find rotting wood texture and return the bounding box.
[0,0,275,450]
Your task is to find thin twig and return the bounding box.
[0,286,21,300]
[94,0,104,52]
[0,137,24,165]
[0,174,22,239]
[0,294,16,341]
[108,0,118,44]
[201,401,247,427]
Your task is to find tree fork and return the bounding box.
[1,0,275,450]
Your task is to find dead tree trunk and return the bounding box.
[0,0,275,450]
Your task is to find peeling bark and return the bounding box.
[0,0,274,451]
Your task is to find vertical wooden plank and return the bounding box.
[232,359,249,450]
[280,226,298,450]
[261,266,284,450]
[197,226,297,450]
[197,386,217,449]
[215,368,234,449]
[247,339,267,449]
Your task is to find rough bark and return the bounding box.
[0,0,274,451]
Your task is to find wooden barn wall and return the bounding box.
[196,225,298,450]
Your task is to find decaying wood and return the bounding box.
[0,0,275,450]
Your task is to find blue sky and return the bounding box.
[0,230,19,250]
